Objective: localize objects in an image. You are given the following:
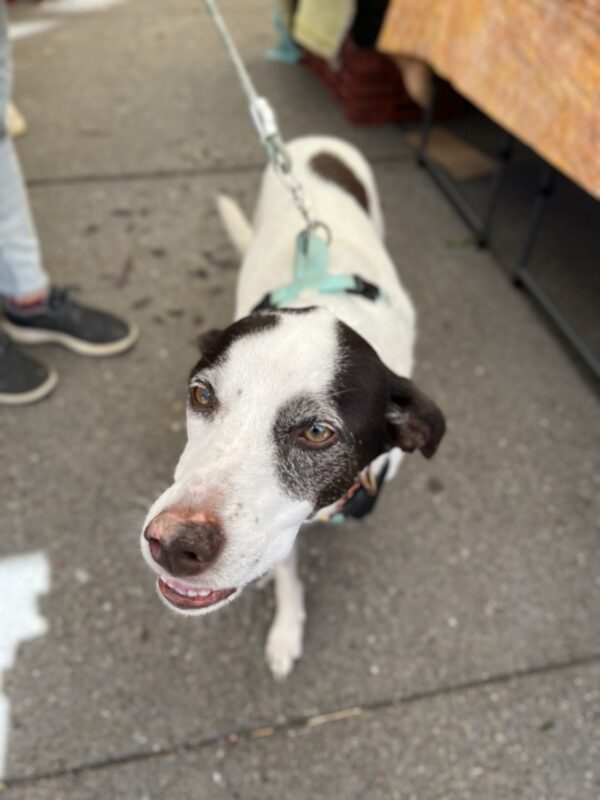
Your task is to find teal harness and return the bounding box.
[252,228,382,312]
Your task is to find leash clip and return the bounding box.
[307,220,332,245]
[249,98,293,175]
[249,97,279,144]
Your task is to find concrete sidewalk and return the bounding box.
[1,1,599,798]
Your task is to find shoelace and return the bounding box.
[48,285,80,311]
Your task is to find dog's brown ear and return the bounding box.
[197,328,224,353]
[385,373,446,458]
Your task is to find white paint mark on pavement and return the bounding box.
[0,551,50,779]
[44,0,126,14]
[8,20,60,41]
[8,0,129,42]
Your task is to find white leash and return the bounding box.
[202,0,317,231]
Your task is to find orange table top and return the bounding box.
[378,0,600,199]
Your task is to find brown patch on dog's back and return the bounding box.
[310,152,369,212]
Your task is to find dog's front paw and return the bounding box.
[265,620,303,680]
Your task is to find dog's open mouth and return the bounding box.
[156,576,237,612]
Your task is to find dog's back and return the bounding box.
[218,136,416,379]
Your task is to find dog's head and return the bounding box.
[141,307,445,614]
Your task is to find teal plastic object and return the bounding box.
[326,513,346,525]
[269,229,358,307]
[265,8,301,64]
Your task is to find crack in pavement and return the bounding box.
[24,151,414,189]
[5,650,600,789]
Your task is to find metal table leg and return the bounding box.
[416,79,599,378]
[417,77,514,247]
[478,133,514,247]
[514,166,600,378]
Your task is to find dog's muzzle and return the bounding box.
[143,510,237,614]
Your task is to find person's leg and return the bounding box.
[0,5,136,404]
[0,3,57,404]
[0,4,137,358]
[0,2,50,301]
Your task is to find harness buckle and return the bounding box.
[346,276,380,301]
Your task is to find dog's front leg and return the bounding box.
[265,544,305,680]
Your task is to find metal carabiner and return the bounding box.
[307,220,332,245]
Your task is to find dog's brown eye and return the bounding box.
[299,423,337,446]
[190,381,215,410]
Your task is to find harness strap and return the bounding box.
[251,227,384,312]
[251,275,382,313]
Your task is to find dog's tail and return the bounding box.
[216,194,253,257]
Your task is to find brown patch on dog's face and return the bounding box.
[310,152,370,212]
[272,320,446,513]
[333,321,445,466]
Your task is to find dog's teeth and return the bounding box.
[161,577,214,598]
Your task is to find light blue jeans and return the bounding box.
[0,2,49,298]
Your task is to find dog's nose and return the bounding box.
[144,512,223,577]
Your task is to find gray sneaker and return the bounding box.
[2,287,138,357]
[0,332,58,405]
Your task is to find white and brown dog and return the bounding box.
[140,136,445,679]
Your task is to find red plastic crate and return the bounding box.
[303,38,463,126]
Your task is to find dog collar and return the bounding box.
[251,227,383,312]
[317,458,390,525]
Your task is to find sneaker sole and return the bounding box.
[0,367,58,406]
[2,321,139,357]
